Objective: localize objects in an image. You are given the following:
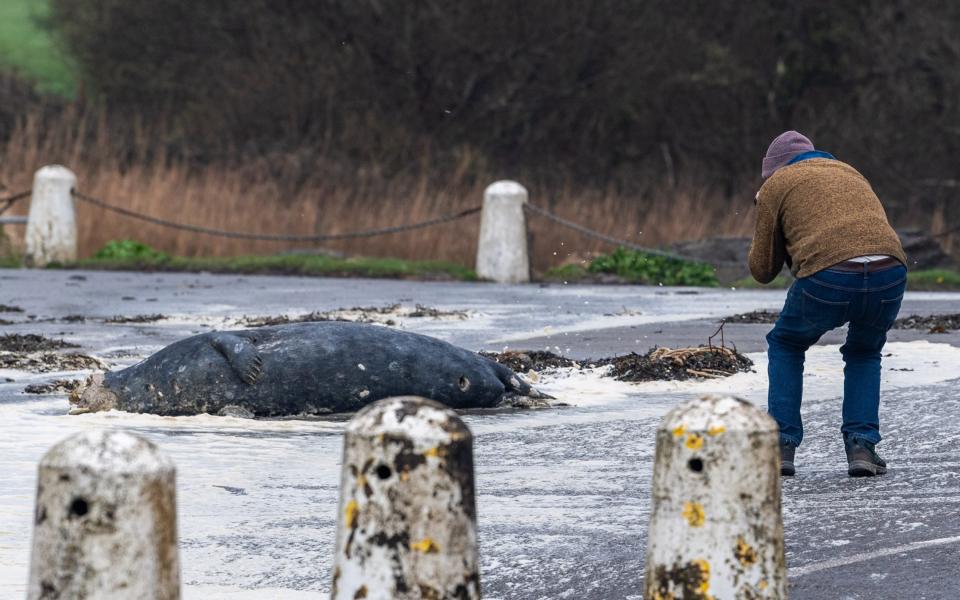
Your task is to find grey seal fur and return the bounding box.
[70,322,545,416]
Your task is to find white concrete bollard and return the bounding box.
[476,180,530,283]
[644,395,787,599]
[25,165,78,267]
[27,430,180,600]
[330,396,480,600]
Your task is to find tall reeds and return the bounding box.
[12,108,938,272]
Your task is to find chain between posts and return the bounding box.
[523,202,743,266]
[0,189,31,214]
[928,223,960,239]
[71,189,481,242]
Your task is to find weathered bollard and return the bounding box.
[644,395,787,599]
[476,180,530,283]
[25,165,78,267]
[331,396,480,599]
[27,430,180,599]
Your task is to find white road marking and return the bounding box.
[790,535,960,577]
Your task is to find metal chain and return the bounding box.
[0,189,32,215]
[71,190,480,242]
[928,222,960,239]
[523,202,742,265]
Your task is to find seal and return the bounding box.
[69,322,546,416]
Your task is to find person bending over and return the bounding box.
[749,130,907,477]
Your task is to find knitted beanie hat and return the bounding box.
[762,130,815,179]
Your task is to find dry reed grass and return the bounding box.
[0,109,783,273]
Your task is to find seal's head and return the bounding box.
[69,373,120,415]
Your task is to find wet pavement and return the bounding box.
[1,269,959,599]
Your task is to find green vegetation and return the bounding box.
[542,263,592,282]
[545,247,719,287]
[94,239,170,261]
[730,275,792,289]
[64,241,477,280]
[906,269,960,291]
[0,0,74,95]
[588,247,719,286]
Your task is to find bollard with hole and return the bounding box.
[27,430,180,599]
[24,165,78,267]
[476,180,530,283]
[330,396,480,600]
[644,395,787,599]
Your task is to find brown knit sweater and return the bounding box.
[748,158,906,283]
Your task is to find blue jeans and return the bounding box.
[767,264,907,447]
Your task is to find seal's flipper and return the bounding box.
[489,361,554,400]
[210,333,263,384]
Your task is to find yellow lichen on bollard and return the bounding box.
[330,396,480,600]
[644,395,787,599]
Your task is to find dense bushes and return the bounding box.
[38,1,960,210]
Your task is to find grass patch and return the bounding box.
[589,247,718,286]
[544,248,719,286]
[542,263,592,282]
[0,0,74,95]
[94,239,170,261]
[0,255,20,268]
[60,243,477,281]
[730,275,792,289]
[906,269,960,291]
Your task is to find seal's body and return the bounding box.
[71,322,541,416]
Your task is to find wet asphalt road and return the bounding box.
[1,269,958,599]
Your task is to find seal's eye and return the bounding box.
[458,376,470,392]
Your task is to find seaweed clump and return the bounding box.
[894,314,960,333]
[723,310,780,324]
[24,379,82,394]
[240,304,468,328]
[596,346,753,382]
[0,334,79,352]
[0,352,105,373]
[105,314,167,324]
[480,350,578,372]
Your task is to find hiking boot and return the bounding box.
[780,442,796,476]
[845,436,887,477]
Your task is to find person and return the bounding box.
[749,130,907,477]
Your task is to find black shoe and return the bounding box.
[780,442,796,476]
[845,436,887,477]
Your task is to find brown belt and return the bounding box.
[826,257,901,273]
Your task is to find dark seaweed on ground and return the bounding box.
[0,304,23,313]
[479,350,579,372]
[241,310,396,328]
[0,334,79,352]
[240,304,465,328]
[24,379,82,394]
[407,304,469,318]
[894,314,960,333]
[594,346,753,382]
[105,314,167,324]
[0,352,103,372]
[723,310,781,324]
[724,311,960,333]
[481,346,753,382]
